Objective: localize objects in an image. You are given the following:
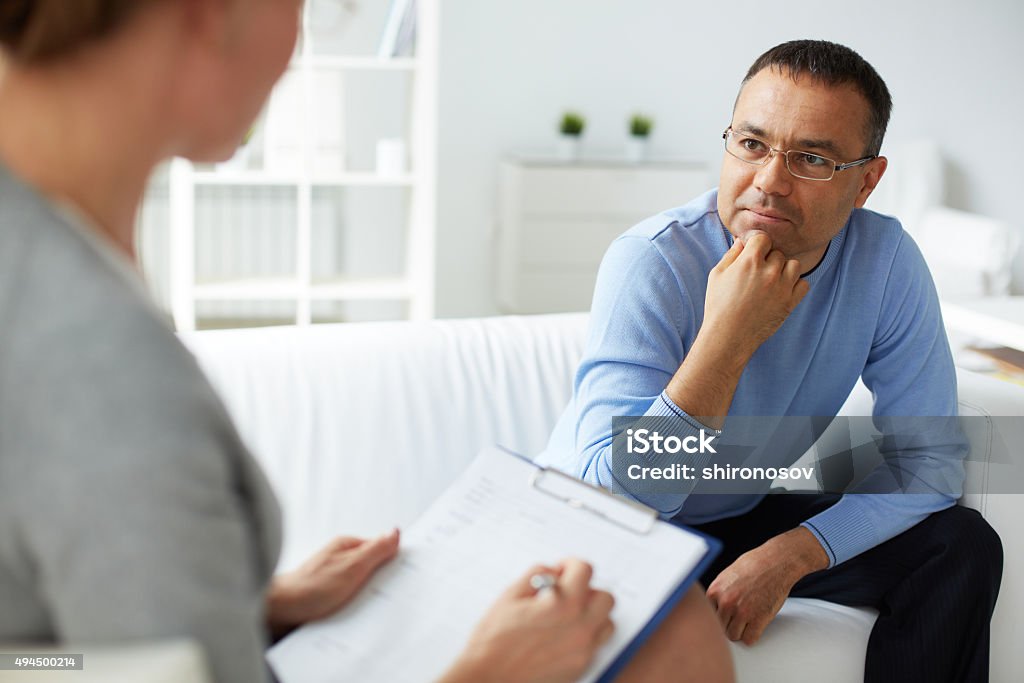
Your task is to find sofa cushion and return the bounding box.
[730,598,876,682]
[181,314,588,570]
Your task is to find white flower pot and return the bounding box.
[625,137,648,163]
[556,135,581,162]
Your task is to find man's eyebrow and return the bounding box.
[794,137,843,158]
[733,122,844,158]
[734,123,769,138]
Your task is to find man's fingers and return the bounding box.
[764,249,786,274]
[782,257,802,281]
[739,231,772,258]
[726,616,746,642]
[742,620,767,646]
[714,238,744,272]
[704,578,722,611]
[792,278,810,304]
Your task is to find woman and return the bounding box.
[0,1,733,681]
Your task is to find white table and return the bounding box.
[941,297,1024,351]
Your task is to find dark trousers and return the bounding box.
[686,495,1003,683]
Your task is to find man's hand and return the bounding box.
[706,527,828,645]
[664,233,810,423]
[439,558,616,683]
[703,233,809,359]
[266,529,400,638]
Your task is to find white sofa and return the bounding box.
[182,313,1023,682]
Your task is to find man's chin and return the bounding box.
[733,213,794,243]
[735,228,770,245]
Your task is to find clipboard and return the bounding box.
[525,453,721,682]
[268,446,721,683]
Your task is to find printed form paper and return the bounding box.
[267,447,709,682]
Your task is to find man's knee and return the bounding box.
[932,505,1003,593]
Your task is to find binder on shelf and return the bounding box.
[267,446,719,683]
[377,0,416,58]
[392,0,417,58]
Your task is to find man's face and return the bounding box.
[717,67,887,271]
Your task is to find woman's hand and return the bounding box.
[266,529,400,638]
[439,558,616,683]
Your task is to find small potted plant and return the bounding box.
[557,111,586,161]
[626,113,654,163]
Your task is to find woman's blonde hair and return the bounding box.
[0,0,153,64]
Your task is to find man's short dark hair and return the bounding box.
[741,40,892,157]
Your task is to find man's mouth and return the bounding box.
[745,207,789,223]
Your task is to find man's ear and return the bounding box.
[854,156,887,208]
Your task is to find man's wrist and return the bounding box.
[770,527,830,581]
[664,327,755,429]
[691,322,758,374]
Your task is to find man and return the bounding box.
[538,40,1002,682]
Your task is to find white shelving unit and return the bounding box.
[167,0,437,332]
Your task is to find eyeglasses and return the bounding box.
[722,127,876,181]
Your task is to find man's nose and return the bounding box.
[753,150,793,196]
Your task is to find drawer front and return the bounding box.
[497,162,711,313]
[519,219,629,267]
[500,267,601,314]
[518,167,709,216]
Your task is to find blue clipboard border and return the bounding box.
[596,525,722,683]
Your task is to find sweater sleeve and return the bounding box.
[569,232,711,516]
[801,234,967,567]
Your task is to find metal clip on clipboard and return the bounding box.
[529,466,658,535]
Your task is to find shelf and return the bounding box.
[194,278,302,300]
[298,56,418,71]
[192,278,413,301]
[192,171,415,187]
[311,279,412,300]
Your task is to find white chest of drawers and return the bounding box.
[496,158,711,314]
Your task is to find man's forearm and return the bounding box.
[664,323,755,429]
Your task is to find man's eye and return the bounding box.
[799,153,827,166]
[741,138,766,152]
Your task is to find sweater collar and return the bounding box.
[718,214,848,286]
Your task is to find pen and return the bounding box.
[529,572,558,595]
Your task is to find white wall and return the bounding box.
[435,0,1024,317]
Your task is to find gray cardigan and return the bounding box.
[0,164,282,682]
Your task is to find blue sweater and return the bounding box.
[537,188,966,567]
